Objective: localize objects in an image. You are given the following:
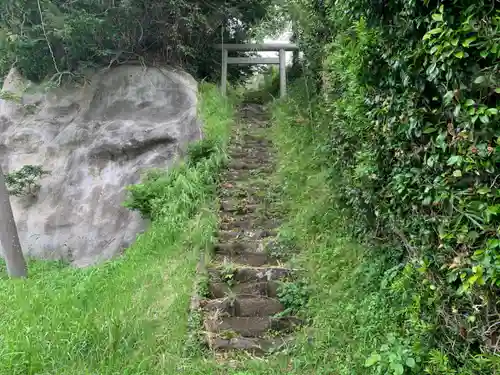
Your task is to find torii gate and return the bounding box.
[214,43,299,98]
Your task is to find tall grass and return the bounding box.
[0,83,234,375]
[267,93,405,374]
[265,80,499,374]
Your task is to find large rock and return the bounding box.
[0,65,202,267]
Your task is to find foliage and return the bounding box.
[186,138,218,167]
[267,83,500,374]
[0,83,235,374]
[243,64,303,104]
[5,164,49,197]
[0,0,271,84]
[123,85,232,219]
[265,0,499,369]
[276,280,309,315]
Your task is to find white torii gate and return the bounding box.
[214,43,299,98]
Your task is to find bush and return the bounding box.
[0,0,271,83]
[5,164,49,197]
[279,0,500,371]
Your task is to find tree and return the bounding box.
[0,165,27,278]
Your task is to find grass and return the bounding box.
[262,88,500,374]
[248,97,406,375]
[2,79,494,374]
[0,83,234,375]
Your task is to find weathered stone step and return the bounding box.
[213,242,277,267]
[220,200,259,213]
[201,296,283,317]
[208,266,291,283]
[228,161,264,170]
[207,334,289,354]
[209,281,280,299]
[231,136,269,144]
[227,165,274,174]
[219,217,253,230]
[219,217,281,232]
[229,151,269,160]
[205,316,300,337]
[217,229,277,242]
[213,251,276,267]
[231,147,270,156]
[219,187,265,200]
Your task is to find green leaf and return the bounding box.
[451,38,459,46]
[423,127,437,134]
[465,99,475,107]
[364,353,381,367]
[495,88,500,94]
[480,115,489,124]
[443,90,453,104]
[486,108,498,115]
[447,155,462,165]
[432,13,443,22]
[474,76,486,84]
[480,50,489,58]
[453,170,462,177]
[478,187,490,195]
[425,27,442,38]
[391,363,404,375]
[454,50,464,58]
[462,36,477,47]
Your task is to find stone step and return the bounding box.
[228,161,264,170]
[219,217,253,231]
[214,241,256,252]
[231,147,270,156]
[242,135,271,144]
[204,316,300,337]
[207,334,289,354]
[220,200,259,213]
[217,229,277,242]
[213,250,276,267]
[208,266,291,283]
[227,165,274,175]
[219,216,280,229]
[201,296,284,317]
[214,242,277,267]
[229,151,270,160]
[209,281,280,299]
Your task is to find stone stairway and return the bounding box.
[199,104,298,355]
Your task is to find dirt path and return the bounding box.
[199,104,298,358]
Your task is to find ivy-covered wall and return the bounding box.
[286,0,499,371]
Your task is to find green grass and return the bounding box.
[3,79,494,374]
[263,92,500,374]
[0,83,234,375]
[258,99,404,374]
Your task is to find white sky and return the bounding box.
[258,31,294,65]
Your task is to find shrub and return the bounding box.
[279,0,500,371]
[0,0,271,83]
[5,164,49,197]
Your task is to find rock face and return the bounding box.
[0,65,202,267]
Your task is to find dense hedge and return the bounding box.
[285,0,500,372]
[0,0,269,83]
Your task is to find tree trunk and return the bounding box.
[0,166,27,278]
